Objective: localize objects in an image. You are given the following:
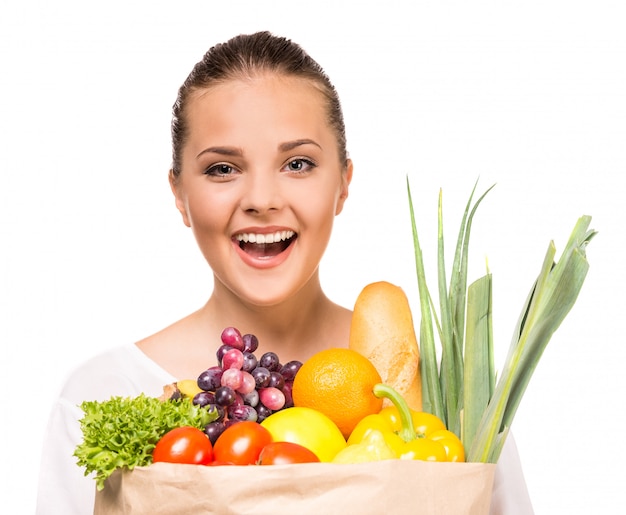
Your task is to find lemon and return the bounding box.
[261,407,347,462]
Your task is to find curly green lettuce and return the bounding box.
[74,394,217,490]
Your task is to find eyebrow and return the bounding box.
[196,139,322,160]
[278,139,322,152]
[196,146,243,159]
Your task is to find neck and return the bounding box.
[201,274,345,362]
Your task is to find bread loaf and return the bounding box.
[349,281,422,411]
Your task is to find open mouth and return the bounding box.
[234,230,297,259]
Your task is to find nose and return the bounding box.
[239,171,284,215]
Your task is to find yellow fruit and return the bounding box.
[292,348,383,438]
[260,407,347,462]
[176,379,203,399]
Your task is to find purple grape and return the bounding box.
[282,381,294,408]
[227,404,258,423]
[214,386,236,407]
[242,389,259,407]
[221,326,244,350]
[242,333,259,353]
[268,371,285,390]
[259,351,280,372]
[256,403,272,423]
[208,403,225,421]
[197,366,223,391]
[209,327,303,425]
[192,391,216,407]
[251,366,271,388]
[242,352,258,372]
[280,360,303,381]
[232,392,244,407]
[204,420,226,445]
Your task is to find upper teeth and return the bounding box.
[236,230,295,244]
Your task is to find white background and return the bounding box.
[1,1,625,512]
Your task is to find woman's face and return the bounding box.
[172,74,352,307]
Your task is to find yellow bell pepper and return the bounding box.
[332,429,396,464]
[347,384,465,463]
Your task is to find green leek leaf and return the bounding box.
[462,273,494,453]
[407,177,444,422]
[467,215,596,462]
[407,178,595,464]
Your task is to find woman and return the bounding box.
[36,31,532,514]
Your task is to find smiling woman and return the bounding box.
[36,31,531,514]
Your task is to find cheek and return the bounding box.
[185,189,231,235]
[294,182,341,231]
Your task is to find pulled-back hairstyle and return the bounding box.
[170,31,347,179]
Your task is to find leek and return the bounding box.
[467,215,596,462]
[407,177,596,463]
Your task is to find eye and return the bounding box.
[204,163,238,178]
[283,158,316,174]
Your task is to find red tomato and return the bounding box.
[213,421,273,465]
[152,426,213,465]
[258,441,320,465]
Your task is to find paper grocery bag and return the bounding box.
[94,460,496,515]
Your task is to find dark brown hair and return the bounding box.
[170,31,347,179]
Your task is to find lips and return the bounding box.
[234,230,297,259]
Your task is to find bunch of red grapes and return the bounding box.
[192,326,303,444]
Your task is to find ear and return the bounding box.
[335,158,353,215]
[169,170,191,227]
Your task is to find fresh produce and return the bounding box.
[185,326,303,445]
[260,406,347,462]
[152,426,213,465]
[332,429,396,464]
[349,281,422,411]
[406,179,596,462]
[429,429,466,463]
[346,383,462,463]
[212,420,273,465]
[175,379,203,399]
[75,327,306,485]
[258,441,320,465]
[378,406,445,437]
[347,414,398,447]
[74,394,217,489]
[291,347,383,438]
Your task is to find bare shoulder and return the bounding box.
[136,313,195,350]
[135,310,217,379]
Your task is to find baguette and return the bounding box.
[349,281,422,411]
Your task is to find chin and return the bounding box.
[233,279,306,309]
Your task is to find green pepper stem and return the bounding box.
[372,383,415,442]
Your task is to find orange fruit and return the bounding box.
[292,348,383,438]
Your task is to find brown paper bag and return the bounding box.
[94,460,496,515]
